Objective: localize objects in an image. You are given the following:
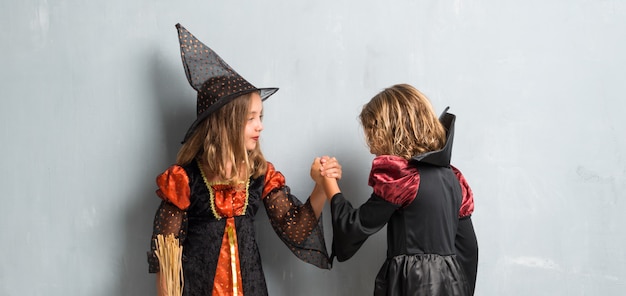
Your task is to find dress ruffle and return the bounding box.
[450,165,474,218]
[156,165,191,210]
[368,155,420,207]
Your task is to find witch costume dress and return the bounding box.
[147,24,330,296]
[329,110,477,296]
[148,160,329,295]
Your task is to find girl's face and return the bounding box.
[245,93,264,152]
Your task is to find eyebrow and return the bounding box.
[248,112,263,119]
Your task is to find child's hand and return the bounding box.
[319,156,342,200]
[310,157,324,184]
[320,156,342,180]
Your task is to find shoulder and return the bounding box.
[369,155,419,187]
[261,161,286,198]
[368,155,420,207]
[156,165,190,185]
[263,161,282,180]
[265,161,276,173]
[450,164,474,217]
[370,155,412,176]
[155,164,191,210]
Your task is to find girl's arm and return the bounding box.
[262,161,331,269]
[308,183,326,218]
[322,177,340,200]
[156,272,166,296]
[149,165,190,295]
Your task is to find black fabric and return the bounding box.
[148,160,329,296]
[174,24,278,143]
[330,194,399,262]
[147,201,188,273]
[374,254,468,296]
[455,216,478,295]
[330,163,470,296]
[386,164,460,257]
[410,108,455,167]
[181,162,229,295]
[263,185,330,269]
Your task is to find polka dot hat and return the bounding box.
[176,23,278,143]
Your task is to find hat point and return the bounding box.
[174,23,278,143]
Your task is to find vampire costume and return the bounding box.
[329,109,477,296]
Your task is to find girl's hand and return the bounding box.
[320,156,342,180]
[310,157,324,184]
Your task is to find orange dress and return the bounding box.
[148,160,329,296]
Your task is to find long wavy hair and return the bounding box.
[359,84,446,159]
[176,92,267,181]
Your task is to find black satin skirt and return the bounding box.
[374,254,470,296]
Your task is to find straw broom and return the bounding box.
[155,234,184,296]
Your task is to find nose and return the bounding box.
[257,120,263,132]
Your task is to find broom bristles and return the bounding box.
[155,234,184,296]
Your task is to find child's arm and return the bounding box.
[310,156,342,202]
[321,156,341,199]
[322,176,340,200]
[156,272,166,296]
[307,157,326,217]
[308,182,326,218]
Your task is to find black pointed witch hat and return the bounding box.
[175,23,278,143]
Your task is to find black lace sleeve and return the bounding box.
[147,201,188,273]
[263,185,331,269]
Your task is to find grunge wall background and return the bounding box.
[1,1,625,295]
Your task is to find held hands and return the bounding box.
[310,156,342,199]
[310,158,324,184]
[310,156,342,183]
[320,156,342,180]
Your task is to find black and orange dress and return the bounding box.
[329,111,477,296]
[147,160,329,296]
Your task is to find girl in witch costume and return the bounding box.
[314,84,478,295]
[147,24,339,296]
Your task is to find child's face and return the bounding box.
[245,93,264,152]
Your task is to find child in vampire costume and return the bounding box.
[314,84,478,295]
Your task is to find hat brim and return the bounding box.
[181,87,278,144]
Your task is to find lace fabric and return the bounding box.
[148,160,330,281]
[147,200,188,273]
[264,186,330,269]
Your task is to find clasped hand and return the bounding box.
[310,156,342,183]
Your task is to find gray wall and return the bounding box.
[1,0,625,295]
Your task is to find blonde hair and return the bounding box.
[360,84,446,159]
[176,92,267,180]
